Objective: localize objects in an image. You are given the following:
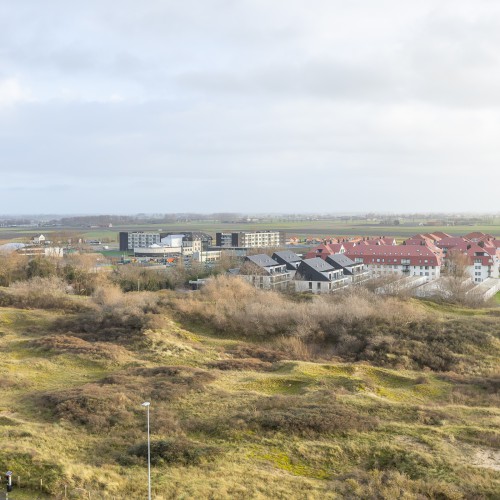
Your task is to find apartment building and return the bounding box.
[344,245,442,282]
[436,238,500,283]
[294,257,350,293]
[215,230,285,248]
[239,254,290,290]
[119,231,161,251]
[325,254,370,284]
[272,250,302,278]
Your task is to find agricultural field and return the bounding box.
[1,217,500,245]
[0,279,499,499]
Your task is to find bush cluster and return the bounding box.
[173,276,498,372]
[128,437,220,466]
[37,365,214,432]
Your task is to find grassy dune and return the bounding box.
[0,298,499,499]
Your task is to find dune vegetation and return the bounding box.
[0,272,499,499]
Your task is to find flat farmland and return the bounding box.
[1,218,500,244]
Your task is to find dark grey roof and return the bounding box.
[301,258,335,272]
[326,253,355,268]
[272,250,302,263]
[246,254,280,268]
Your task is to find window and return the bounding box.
[317,282,321,290]
[309,282,312,290]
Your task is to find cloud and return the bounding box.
[0,1,499,213]
[0,78,31,107]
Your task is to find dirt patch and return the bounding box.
[470,447,500,471]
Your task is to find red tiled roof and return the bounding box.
[463,231,493,242]
[345,244,441,266]
[435,237,468,249]
[426,231,451,240]
[304,243,345,260]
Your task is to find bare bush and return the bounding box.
[171,276,498,372]
[64,285,163,339]
[37,365,214,432]
[7,276,78,310]
[128,437,220,466]
[246,394,378,436]
[29,335,132,363]
[206,358,274,371]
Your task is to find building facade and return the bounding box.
[216,231,285,248]
[119,232,161,251]
[239,254,290,290]
[294,257,350,293]
[344,245,441,282]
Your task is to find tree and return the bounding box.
[0,251,28,286]
[438,250,475,304]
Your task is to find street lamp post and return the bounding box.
[141,402,151,500]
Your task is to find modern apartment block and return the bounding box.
[239,254,291,291]
[119,231,161,251]
[119,231,212,252]
[294,258,350,293]
[215,230,285,248]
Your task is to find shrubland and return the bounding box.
[172,276,499,373]
[0,259,498,498]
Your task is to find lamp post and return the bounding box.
[141,402,151,500]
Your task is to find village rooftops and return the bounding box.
[344,244,441,266]
[435,237,470,249]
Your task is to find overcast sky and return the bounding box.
[0,1,499,214]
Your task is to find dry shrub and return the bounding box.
[39,384,138,431]
[438,373,500,407]
[226,344,288,362]
[244,394,377,437]
[62,285,163,340]
[28,334,132,363]
[366,445,452,480]
[188,392,377,438]
[173,278,498,372]
[274,336,312,360]
[337,470,464,500]
[174,277,421,339]
[6,276,79,310]
[206,358,273,371]
[128,437,220,466]
[38,365,214,432]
